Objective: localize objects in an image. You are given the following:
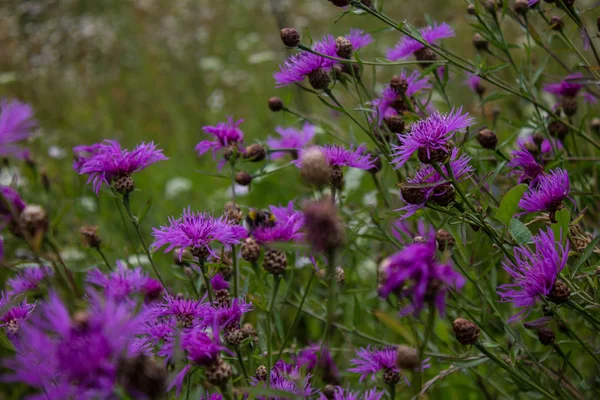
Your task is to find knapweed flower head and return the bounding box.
[73,140,168,194]
[204,297,253,330]
[0,292,36,337]
[296,343,340,385]
[349,346,428,384]
[183,328,227,366]
[148,294,209,329]
[519,168,571,218]
[267,123,316,159]
[210,273,230,291]
[196,117,244,157]
[386,22,454,61]
[152,208,247,260]
[320,388,386,400]
[3,292,147,398]
[391,108,474,167]
[297,144,376,170]
[0,185,26,222]
[86,261,151,303]
[392,220,432,246]
[497,228,569,321]
[371,70,431,124]
[465,73,485,95]
[378,228,465,316]
[7,265,53,296]
[252,201,304,243]
[507,148,544,185]
[0,99,37,160]
[543,73,585,99]
[274,30,372,88]
[251,361,316,399]
[397,148,473,219]
[517,134,563,155]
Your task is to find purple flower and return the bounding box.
[349,346,429,384]
[267,123,316,159]
[0,99,37,160]
[397,148,473,219]
[528,0,540,6]
[519,168,571,216]
[142,278,164,303]
[497,228,569,321]
[196,116,244,157]
[7,265,53,297]
[210,274,229,291]
[0,292,36,337]
[182,328,226,366]
[86,261,150,302]
[252,201,304,244]
[386,23,454,61]
[371,70,431,125]
[152,208,247,260]
[0,186,26,222]
[544,73,583,98]
[465,73,484,94]
[296,344,340,385]
[3,292,146,398]
[204,297,253,330]
[74,140,168,194]
[274,31,372,87]
[378,229,465,316]
[392,220,432,246]
[391,108,474,168]
[251,362,316,399]
[507,148,544,185]
[297,144,376,170]
[320,388,385,400]
[517,134,563,155]
[148,295,209,329]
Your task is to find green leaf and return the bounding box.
[551,208,570,245]
[571,235,600,277]
[496,184,528,226]
[510,218,532,245]
[481,91,509,106]
[452,357,489,368]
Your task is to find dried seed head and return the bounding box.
[235,171,252,186]
[400,184,426,205]
[206,359,232,388]
[303,197,345,253]
[537,327,555,346]
[224,202,244,224]
[476,128,498,150]
[241,237,261,263]
[244,144,267,162]
[255,365,268,381]
[548,280,570,303]
[113,175,135,194]
[436,229,455,251]
[335,36,354,59]
[390,76,409,95]
[300,147,331,188]
[20,204,49,238]
[308,68,331,91]
[117,354,168,400]
[396,345,420,369]
[513,0,529,15]
[280,28,300,47]
[453,318,481,345]
[329,165,345,190]
[268,97,284,112]
[550,16,564,31]
[80,225,101,249]
[384,115,406,134]
[561,97,578,117]
[548,120,569,141]
[263,248,288,275]
[472,33,488,51]
[335,266,345,285]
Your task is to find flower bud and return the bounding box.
[235,171,252,186]
[280,28,300,47]
[453,318,480,345]
[472,33,488,51]
[476,128,498,150]
[396,345,420,369]
[255,365,268,381]
[300,147,331,188]
[537,327,555,346]
[263,248,287,275]
[244,144,267,162]
[561,97,577,117]
[268,97,284,112]
[384,115,405,134]
[80,225,101,249]
[390,76,409,95]
[303,197,345,254]
[335,36,353,59]
[329,165,345,190]
[329,0,350,6]
[550,16,564,31]
[206,359,232,387]
[548,120,569,141]
[436,229,455,251]
[241,237,261,263]
[548,279,570,303]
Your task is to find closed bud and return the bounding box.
[241,237,261,263]
[384,115,405,134]
[396,345,420,369]
[280,28,300,47]
[335,36,353,59]
[561,97,577,117]
[268,97,284,112]
[80,225,101,249]
[472,33,488,51]
[330,0,350,6]
[206,359,232,388]
[235,171,252,186]
[244,144,266,162]
[453,318,480,345]
[436,229,455,251]
[537,327,555,345]
[303,197,345,253]
[476,128,498,150]
[548,120,569,141]
[255,365,268,381]
[300,147,331,187]
[550,16,564,31]
[329,165,345,190]
[548,279,570,303]
[263,248,287,275]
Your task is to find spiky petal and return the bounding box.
[386,23,454,61]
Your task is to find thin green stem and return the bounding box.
[96,247,113,271]
[198,259,213,304]
[235,346,249,382]
[232,245,239,299]
[267,275,282,388]
[567,300,600,328]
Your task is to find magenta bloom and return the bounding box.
[371,70,432,124]
[391,108,474,168]
[544,73,584,98]
[204,297,253,330]
[0,99,37,160]
[0,292,36,337]
[267,123,316,159]
[320,388,385,400]
[251,361,316,399]
[349,346,429,383]
[74,140,168,194]
[517,134,563,155]
[274,30,372,87]
[210,274,230,291]
[3,292,146,398]
[252,202,304,243]
[0,186,26,221]
[507,148,544,185]
[148,295,209,329]
[386,23,454,61]
[519,168,571,215]
[152,208,247,260]
[397,148,473,219]
[378,229,465,316]
[196,116,244,157]
[7,265,53,297]
[465,73,483,93]
[296,344,340,385]
[183,328,226,366]
[86,261,150,303]
[528,0,540,6]
[497,228,568,321]
[297,144,376,171]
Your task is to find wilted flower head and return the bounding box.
[274,30,372,87]
[0,292,36,337]
[267,123,316,159]
[196,117,244,157]
[152,208,247,260]
[0,99,37,160]
[497,228,569,321]
[372,70,431,125]
[73,140,168,194]
[386,23,454,61]
[518,168,571,219]
[391,108,473,167]
[378,229,465,316]
[86,261,150,303]
[252,201,304,243]
[507,148,544,185]
[7,265,53,297]
[296,344,340,385]
[0,186,26,221]
[543,73,584,98]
